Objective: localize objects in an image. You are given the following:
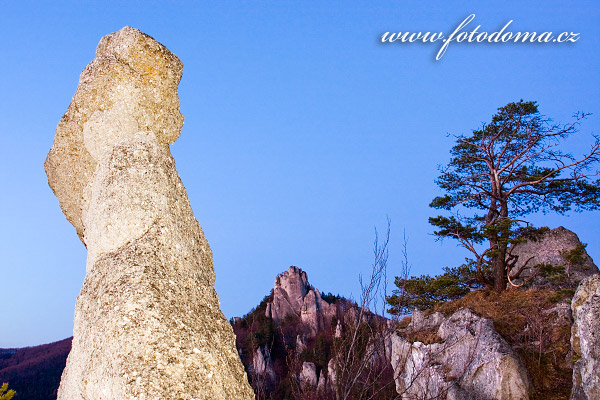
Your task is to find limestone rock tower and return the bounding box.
[45,27,254,399]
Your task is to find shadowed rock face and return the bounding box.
[45,27,253,400]
[251,346,276,386]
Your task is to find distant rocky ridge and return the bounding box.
[0,338,71,400]
[265,266,337,336]
[232,266,363,398]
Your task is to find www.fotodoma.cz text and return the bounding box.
[381,14,580,60]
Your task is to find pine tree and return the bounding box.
[429,100,600,292]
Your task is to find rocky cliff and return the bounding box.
[45,27,253,399]
[236,265,594,399]
[233,266,359,398]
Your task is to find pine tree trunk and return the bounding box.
[494,202,509,293]
[493,250,507,292]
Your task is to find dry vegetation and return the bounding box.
[401,326,443,346]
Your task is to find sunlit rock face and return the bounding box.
[265,266,337,336]
[570,274,600,400]
[45,26,254,400]
[267,266,310,322]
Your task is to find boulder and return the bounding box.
[509,227,598,288]
[406,309,445,333]
[392,308,531,400]
[45,27,253,399]
[570,274,600,400]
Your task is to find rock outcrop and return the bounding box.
[406,309,445,333]
[45,27,253,399]
[509,227,598,288]
[296,334,307,353]
[251,346,277,386]
[265,266,337,336]
[392,308,531,400]
[570,274,600,400]
[234,267,357,397]
[317,369,328,392]
[299,362,318,387]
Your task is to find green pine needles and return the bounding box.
[388,100,600,314]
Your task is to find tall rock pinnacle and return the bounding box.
[265,266,336,336]
[44,27,254,399]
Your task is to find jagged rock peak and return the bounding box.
[266,266,311,322]
[46,27,253,399]
[275,266,310,312]
[265,266,336,336]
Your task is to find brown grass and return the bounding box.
[397,315,411,330]
[403,329,443,345]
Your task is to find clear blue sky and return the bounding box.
[1,1,599,347]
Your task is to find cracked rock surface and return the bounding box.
[45,26,254,400]
[570,274,600,400]
[391,309,531,400]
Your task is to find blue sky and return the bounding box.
[1,1,599,347]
